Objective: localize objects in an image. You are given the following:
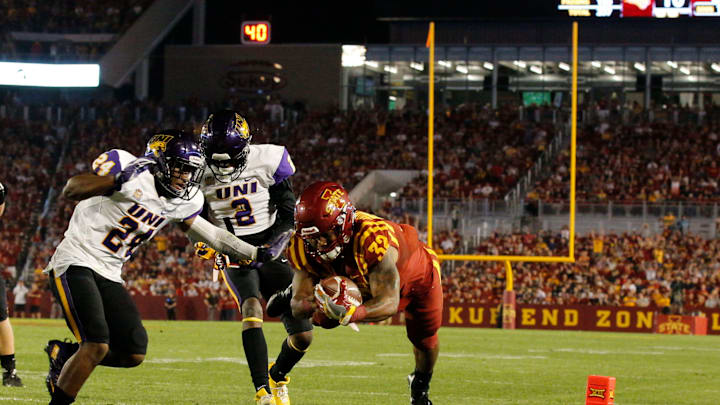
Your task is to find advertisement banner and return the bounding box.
[441,302,720,335]
[24,292,720,335]
[654,314,708,335]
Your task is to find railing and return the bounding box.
[390,198,720,251]
[538,201,718,220]
[394,198,517,219]
[505,127,568,204]
[396,198,719,219]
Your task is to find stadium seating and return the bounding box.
[441,229,720,311]
[527,120,720,203]
[0,0,153,61]
[3,97,720,315]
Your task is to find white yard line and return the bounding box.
[549,348,665,355]
[377,352,547,360]
[145,357,376,367]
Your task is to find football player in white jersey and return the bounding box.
[197,110,312,405]
[0,181,23,387]
[42,130,290,405]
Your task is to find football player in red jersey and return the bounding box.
[287,181,442,405]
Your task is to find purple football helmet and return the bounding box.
[200,110,252,183]
[145,129,205,200]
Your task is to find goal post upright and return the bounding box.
[427,23,580,329]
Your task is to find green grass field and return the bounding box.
[1,319,719,404]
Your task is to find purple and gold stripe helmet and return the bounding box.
[145,129,205,200]
[200,110,252,183]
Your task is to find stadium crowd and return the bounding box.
[0,0,153,61]
[0,117,63,281]
[526,120,720,203]
[2,97,720,317]
[442,228,720,312]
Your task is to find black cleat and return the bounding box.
[266,285,292,318]
[2,370,23,387]
[44,339,79,394]
[407,373,433,405]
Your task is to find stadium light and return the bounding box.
[341,45,366,67]
[711,63,720,73]
[513,60,527,68]
[679,66,691,75]
[558,62,571,71]
[383,65,398,74]
[634,63,646,72]
[483,62,494,70]
[410,62,424,71]
[667,61,678,68]
[591,61,602,68]
[0,62,99,87]
[603,66,615,74]
[530,65,542,74]
[455,65,468,74]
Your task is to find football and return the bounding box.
[318,275,363,307]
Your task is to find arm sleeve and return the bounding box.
[266,178,296,242]
[185,216,258,261]
[92,150,125,176]
[272,147,295,184]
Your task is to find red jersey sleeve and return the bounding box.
[352,212,400,273]
[287,234,317,275]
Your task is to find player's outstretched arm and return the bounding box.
[62,173,116,201]
[180,215,259,261]
[319,246,401,325]
[290,269,316,319]
[360,246,401,322]
[64,156,158,201]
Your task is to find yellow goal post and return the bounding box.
[425,22,579,266]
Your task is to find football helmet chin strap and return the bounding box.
[186,216,257,261]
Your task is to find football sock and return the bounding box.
[0,354,15,372]
[49,386,76,404]
[242,327,269,392]
[270,338,306,382]
[411,370,433,394]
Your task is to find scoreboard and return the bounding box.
[558,0,720,17]
[241,21,271,45]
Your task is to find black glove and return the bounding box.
[0,181,5,205]
[253,229,293,268]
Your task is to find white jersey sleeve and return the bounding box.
[201,144,294,237]
[45,149,204,283]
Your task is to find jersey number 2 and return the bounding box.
[231,197,255,226]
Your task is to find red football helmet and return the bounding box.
[295,181,355,261]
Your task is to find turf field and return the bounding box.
[1,319,719,404]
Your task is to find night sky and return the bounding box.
[204,1,562,44]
